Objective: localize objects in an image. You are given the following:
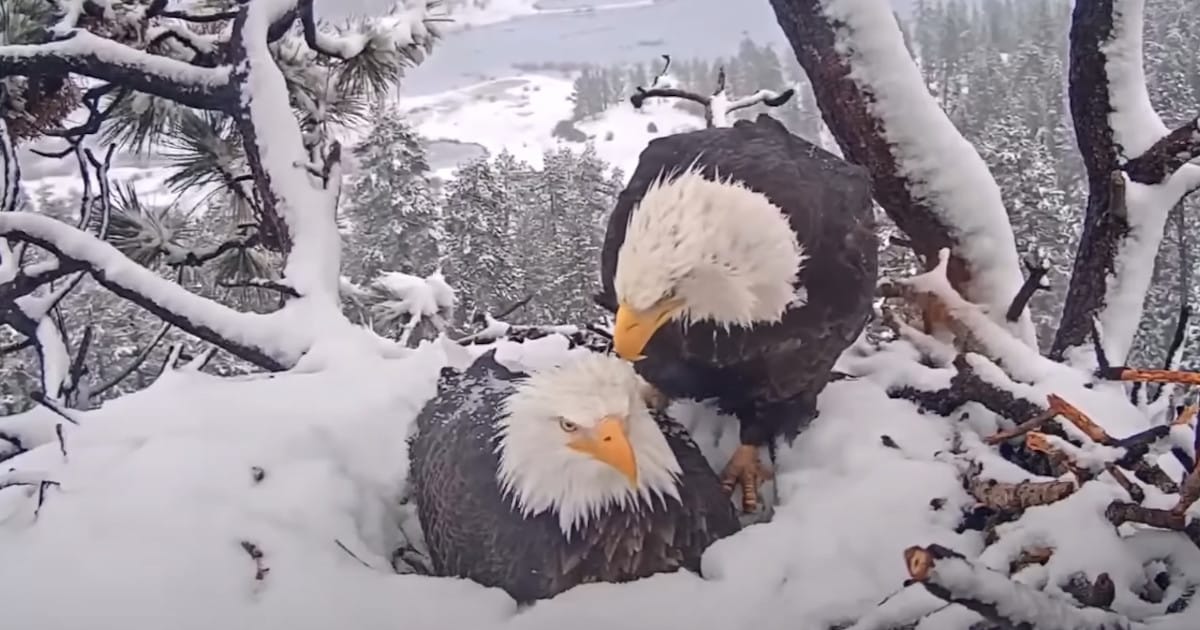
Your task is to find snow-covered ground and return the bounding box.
[4,331,1200,630]
[398,74,705,178]
[439,0,659,32]
[21,166,212,216]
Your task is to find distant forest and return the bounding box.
[561,0,1200,368]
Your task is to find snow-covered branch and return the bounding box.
[879,249,1068,383]
[904,545,1137,629]
[0,30,234,111]
[0,211,302,371]
[769,0,1038,348]
[362,271,455,346]
[1053,0,1200,362]
[629,59,795,129]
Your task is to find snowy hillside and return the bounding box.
[3,326,1200,630]
[398,74,705,178]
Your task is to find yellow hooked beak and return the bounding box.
[567,415,638,486]
[613,298,683,362]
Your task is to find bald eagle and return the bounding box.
[407,349,740,603]
[596,114,878,512]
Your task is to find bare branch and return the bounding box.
[629,86,709,110]
[1006,252,1051,323]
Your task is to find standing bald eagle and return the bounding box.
[596,114,878,511]
[408,349,740,603]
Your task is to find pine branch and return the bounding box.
[0,30,234,111]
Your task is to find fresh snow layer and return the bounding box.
[398,74,705,178]
[437,0,657,32]
[818,0,1037,347]
[4,334,1196,629]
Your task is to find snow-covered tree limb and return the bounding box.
[1053,0,1200,362]
[0,211,298,371]
[769,0,1038,348]
[0,30,234,110]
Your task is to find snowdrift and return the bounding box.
[2,334,1200,630]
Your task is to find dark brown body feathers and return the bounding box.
[407,350,741,603]
[597,114,878,447]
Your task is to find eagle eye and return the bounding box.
[558,419,579,433]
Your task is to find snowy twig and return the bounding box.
[903,544,1137,629]
[630,60,793,129]
[892,355,1048,428]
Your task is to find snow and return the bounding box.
[0,29,230,89]
[5,328,1199,629]
[1087,0,1200,365]
[0,210,391,370]
[817,0,1038,348]
[368,270,456,344]
[398,74,705,178]
[436,0,656,32]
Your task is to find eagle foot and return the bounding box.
[719,444,773,512]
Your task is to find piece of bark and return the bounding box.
[1009,546,1054,574]
[968,476,1076,512]
[1099,367,1200,386]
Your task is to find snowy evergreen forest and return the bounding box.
[6,0,1197,412]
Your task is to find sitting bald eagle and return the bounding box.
[407,349,740,603]
[596,114,878,512]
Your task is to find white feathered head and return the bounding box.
[494,352,682,535]
[612,163,806,360]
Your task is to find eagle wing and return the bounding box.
[410,350,741,603]
[409,350,573,602]
[596,114,878,442]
